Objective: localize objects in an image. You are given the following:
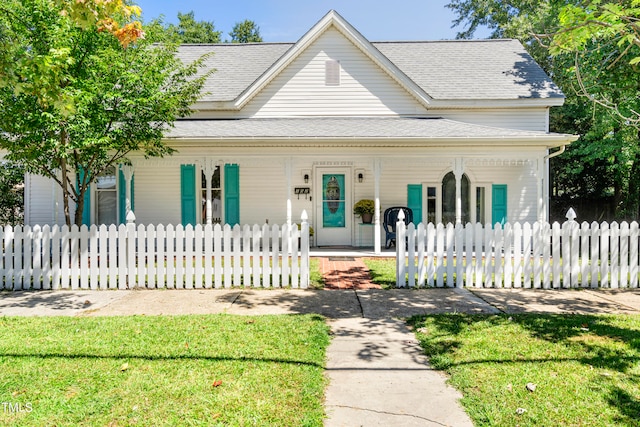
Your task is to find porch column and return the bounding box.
[537,158,545,222]
[453,158,465,224]
[285,158,292,226]
[374,159,382,254]
[121,164,134,217]
[203,160,215,225]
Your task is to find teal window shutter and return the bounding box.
[407,184,422,224]
[181,164,197,225]
[118,169,134,224]
[77,167,91,226]
[224,164,240,225]
[492,184,508,225]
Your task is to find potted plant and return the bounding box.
[353,199,375,224]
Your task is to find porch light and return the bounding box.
[304,174,309,183]
[358,173,363,183]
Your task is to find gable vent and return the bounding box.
[325,60,341,86]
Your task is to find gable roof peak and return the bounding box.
[232,9,433,109]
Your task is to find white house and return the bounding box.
[24,10,577,253]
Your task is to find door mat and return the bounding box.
[328,257,356,261]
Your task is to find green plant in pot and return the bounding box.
[353,199,375,224]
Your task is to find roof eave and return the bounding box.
[192,96,565,112]
[166,134,578,149]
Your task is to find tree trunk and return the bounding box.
[60,156,72,227]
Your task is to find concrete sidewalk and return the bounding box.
[2,287,640,427]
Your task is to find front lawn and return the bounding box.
[0,314,329,426]
[409,314,640,426]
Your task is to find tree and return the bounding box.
[0,162,24,225]
[550,2,640,126]
[165,11,221,43]
[0,0,210,226]
[229,19,262,43]
[446,0,640,220]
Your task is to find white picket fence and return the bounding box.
[0,222,310,290]
[396,220,640,289]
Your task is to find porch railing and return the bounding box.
[396,217,640,289]
[0,219,310,290]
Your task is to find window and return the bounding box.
[201,166,222,224]
[95,166,117,225]
[476,186,486,224]
[442,172,470,224]
[426,186,437,224]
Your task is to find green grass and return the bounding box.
[409,314,640,427]
[361,258,396,288]
[0,314,330,426]
[309,258,324,289]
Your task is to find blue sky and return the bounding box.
[133,0,488,42]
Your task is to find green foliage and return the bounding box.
[353,199,375,216]
[0,0,210,226]
[0,161,24,225]
[229,19,262,43]
[165,11,222,43]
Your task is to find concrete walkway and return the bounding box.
[2,287,640,427]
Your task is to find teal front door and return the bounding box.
[315,168,352,246]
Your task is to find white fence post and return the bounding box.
[300,210,310,289]
[395,209,406,287]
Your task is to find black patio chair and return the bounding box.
[383,206,413,249]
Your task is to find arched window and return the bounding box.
[442,172,470,224]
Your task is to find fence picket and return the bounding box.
[590,222,600,288]
[261,224,270,288]
[455,224,464,288]
[580,222,590,288]
[80,226,89,289]
[541,222,551,289]
[156,225,166,288]
[474,223,483,287]
[418,224,427,287]
[214,224,223,288]
[193,225,203,289]
[522,223,532,288]
[185,225,194,289]
[280,224,290,287]
[620,222,629,288]
[251,225,261,287]
[601,222,610,288]
[532,222,542,289]
[610,222,620,289]
[631,222,639,288]
[427,223,436,287]
[271,225,281,288]
[89,226,99,290]
[32,225,42,290]
[42,225,52,290]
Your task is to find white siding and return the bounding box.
[25,174,54,226]
[25,173,67,226]
[132,163,181,225]
[239,164,288,225]
[437,108,549,132]
[244,27,427,117]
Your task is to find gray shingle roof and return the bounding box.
[177,43,291,102]
[167,117,568,140]
[374,40,562,100]
[176,39,562,103]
